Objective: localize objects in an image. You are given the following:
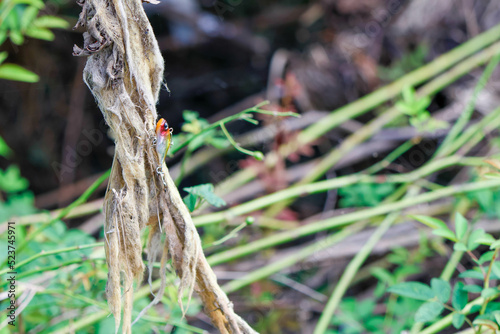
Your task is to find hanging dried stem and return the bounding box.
[73,0,257,332]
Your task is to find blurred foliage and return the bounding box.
[0,0,69,82]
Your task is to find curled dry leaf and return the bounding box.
[73,0,257,333]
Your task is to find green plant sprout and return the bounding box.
[395,86,447,132]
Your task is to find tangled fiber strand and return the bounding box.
[73,0,258,333]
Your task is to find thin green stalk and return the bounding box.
[14,170,109,254]
[265,41,500,217]
[222,221,367,294]
[207,179,500,266]
[313,211,400,334]
[0,242,103,276]
[418,295,498,334]
[436,50,500,158]
[171,101,297,155]
[363,139,415,175]
[195,155,487,226]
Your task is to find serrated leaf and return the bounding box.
[388,282,435,301]
[33,15,69,29]
[455,212,468,241]
[183,183,226,208]
[25,26,54,40]
[431,278,451,303]
[452,313,465,329]
[410,215,448,230]
[452,282,468,311]
[432,228,458,242]
[415,301,443,323]
[481,287,498,299]
[0,63,39,82]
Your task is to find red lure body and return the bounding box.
[155,118,172,162]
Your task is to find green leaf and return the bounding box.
[388,282,435,301]
[0,51,7,65]
[490,240,500,250]
[0,136,12,158]
[183,193,197,212]
[396,101,417,116]
[476,233,496,246]
[0,165,29,192]
[468,229,486,250]
[371,267,395,285]
[25,26,54,40]
[453,242,468,251]
[414,96,431,112]
[410,215,448,230]
[454,212,468,241]
[402,85,416,103]
[462,284,482,293]
[478,251,496,264]
[492,262,500,279]
[20,6,38,30]
[9,29,24,45]
[452,282,468,311]
[0,63,39,82]
[0,29,7,45]
[183,183,226,208]
[493,310,500,325]
[33,15,69,29]
[431,278,450,303]
[481,287,498,299]
[432,228,458,242]
[459,269,484,280]
[414,301,443,323]
[452,313,465,329]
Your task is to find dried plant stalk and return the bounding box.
[73,0,257,332]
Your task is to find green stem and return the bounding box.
[418,295,498,334]
[15,170,109,254]
[170,101,297,155]
[206,179,500,266]
[222,221,367,294]
[436,49,500,158]
[220,122,263,159]
[0,242,103,276]
[265,41,500,217]
[195,156,487,226]
[313,211,400,334]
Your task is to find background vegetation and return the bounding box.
[2,0,500,333]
